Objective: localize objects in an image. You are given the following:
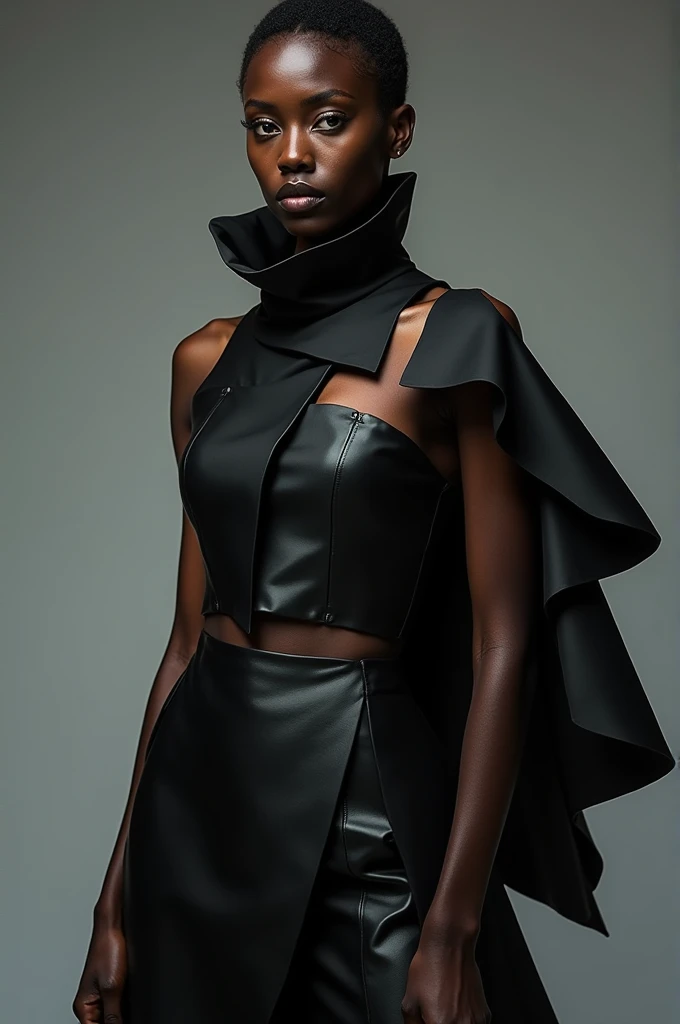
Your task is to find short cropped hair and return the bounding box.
[237,0,410,120]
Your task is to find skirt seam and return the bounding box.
[358,887,372,1024]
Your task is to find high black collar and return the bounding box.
[208,170,448,373]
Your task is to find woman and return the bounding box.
[72,2,674,1022]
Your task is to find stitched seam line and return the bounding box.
[358,888,371,1024]
[325,417,359,616]
[341,792,359,878]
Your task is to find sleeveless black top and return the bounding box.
[181,171,453,638]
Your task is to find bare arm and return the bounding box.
[424,296,539,935]
[93,317,240,927]
[402,298,538,1024]
[427,399,537,938]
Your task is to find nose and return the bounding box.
[277,127,314,173]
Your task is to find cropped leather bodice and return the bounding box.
[183,396,453,640]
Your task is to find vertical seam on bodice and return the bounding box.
[324,414,361,620]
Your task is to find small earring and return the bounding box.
[395,147,402,157]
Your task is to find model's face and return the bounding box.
[241,34,414,252]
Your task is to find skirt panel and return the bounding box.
[123,632,369,1021]
[270,699,421,1023]
[122,630,559,1023]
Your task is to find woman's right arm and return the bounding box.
[72,317,239,1022]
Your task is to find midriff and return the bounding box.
[202,611,403,660]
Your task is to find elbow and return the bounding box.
[472,626,536,690]
[471,626,539,725]
[473,621,532,669]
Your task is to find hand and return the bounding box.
[72,912,127,1023]
[400,923,491,1024]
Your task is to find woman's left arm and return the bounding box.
[402,300,539,1024]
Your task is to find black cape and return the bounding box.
[204,170,675,947]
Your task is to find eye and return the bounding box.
[240,117,279,137]
[240,111,350,138]
[312,112,350,132]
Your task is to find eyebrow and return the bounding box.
[243,88,356,112]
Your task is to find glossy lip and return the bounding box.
[276,180,326,200]
[277,194,326,214]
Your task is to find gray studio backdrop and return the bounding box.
[2,2,677,1021]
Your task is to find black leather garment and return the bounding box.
[122,631,561,1023]
[269,699,421,1024]
[123,632,433,1023]
[252,401,452,636]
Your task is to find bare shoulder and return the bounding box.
[398,284,450,326]
[426,288,523,425]
[172,316,243,396]
[170,316,243,451]
[400,285,522,341]
[477,288,523,338]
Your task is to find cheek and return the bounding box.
[333,156,386,214]
[332,124,388,182]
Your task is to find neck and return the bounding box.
[208,170,420,325]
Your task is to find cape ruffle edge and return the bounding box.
[399,286,675,936]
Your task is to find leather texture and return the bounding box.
[269,700,421,1024]
[123,631,368,1022]
[194,397,452,637]
[123,631,560,1023]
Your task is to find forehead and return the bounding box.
[243,34,375,105]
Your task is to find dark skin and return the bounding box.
[73,33,537,1024]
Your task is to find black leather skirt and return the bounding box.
[122,630,423,1023]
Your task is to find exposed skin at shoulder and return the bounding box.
[447,288,522,425]
[398,286,522,431]
[171,317,243,440]
[403,285,521,341]
[477,288,522,338]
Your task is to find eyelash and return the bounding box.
[240,112,350,136]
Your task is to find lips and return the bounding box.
[276,181,325,200]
